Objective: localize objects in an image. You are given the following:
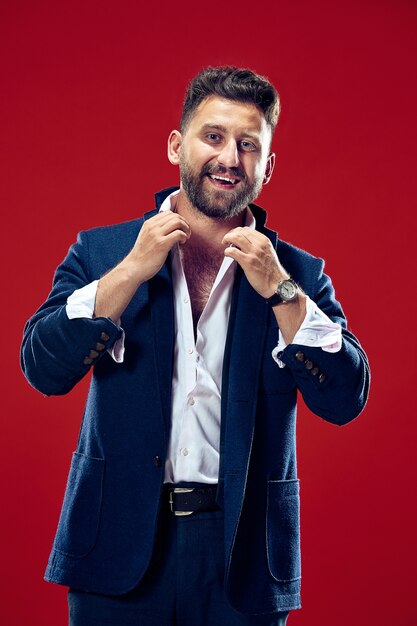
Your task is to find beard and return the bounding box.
[179,155,264,220]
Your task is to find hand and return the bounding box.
[126,211,191,284]
[222,227,287,298]
[95,212,191,322]
[223,227,307,343]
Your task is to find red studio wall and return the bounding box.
[1,1,416,624]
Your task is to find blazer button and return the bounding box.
[100,332,110,342]
[89,349,99,359]
[305,359,313,370]
[153,455,162,468]
[318,373,326,383]
[311,366,319,376]
[95,342,106,351]
[83,356,93,365]
[295,351,305,362]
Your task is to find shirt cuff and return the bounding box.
[66,280,99,319]
[66,280,125,363]
[271,295,342,368]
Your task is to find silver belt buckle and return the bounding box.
[169,487,194,516]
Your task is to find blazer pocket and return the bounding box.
[54,452,105,558]
[266,479,301,582]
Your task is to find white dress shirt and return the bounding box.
[66,189,342,483]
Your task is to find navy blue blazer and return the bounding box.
[21,187,370,614]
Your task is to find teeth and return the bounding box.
[209,174,238,184]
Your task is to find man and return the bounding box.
[21,66,370,625]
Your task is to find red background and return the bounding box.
[1,1,416,624]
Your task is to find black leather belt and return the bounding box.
[163,484,219,516]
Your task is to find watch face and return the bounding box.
[278,280,297,300]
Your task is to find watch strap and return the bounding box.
[266,291,285,306]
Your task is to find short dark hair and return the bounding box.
[180,66,281,136]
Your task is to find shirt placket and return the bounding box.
[174,249,198,470]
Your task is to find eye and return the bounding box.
[239,141,257,152]
[206,133,221,142]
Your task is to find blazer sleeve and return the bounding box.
[20,230,122,396]
[278,258,370,425]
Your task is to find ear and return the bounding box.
[263,152,276,185]
[167,130,182,165]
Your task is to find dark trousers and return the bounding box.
[68,505,289,626]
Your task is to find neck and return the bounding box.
[174,188,245,252]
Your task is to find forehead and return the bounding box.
[187,96,269,139]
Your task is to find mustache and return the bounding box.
[200,163,247,182]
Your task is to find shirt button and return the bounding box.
[184,297,189,304]
[188,397,195,406]
[187,347,193,354]
[181,448,189,456]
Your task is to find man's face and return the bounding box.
[173,96,274,220]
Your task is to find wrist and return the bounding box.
[262,272,290,300]
[272,292,308,344]
[120,254,146,286]
[272,291,307,310]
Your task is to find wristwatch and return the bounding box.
[266,278,298,306]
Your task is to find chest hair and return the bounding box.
[179,244,225,330]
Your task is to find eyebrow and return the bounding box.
[200,123,260,143]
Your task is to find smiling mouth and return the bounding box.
[207,174,240,188]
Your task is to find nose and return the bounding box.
[217,139,239,169]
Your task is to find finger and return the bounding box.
[149,211,191,231]
[223,246,246,264]
[158,215,191,237]
[162,219,191,236]
[223,230,253,252]
[223,226,253,241]
[164,229,191,246]
[223,226,269,246]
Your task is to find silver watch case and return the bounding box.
[276,279,298,302]
[266,279,298,306]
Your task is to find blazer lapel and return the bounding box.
[144,207,175,437]
[144,189,180,436]
[218,209,277,507]
[220,268,270,476]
